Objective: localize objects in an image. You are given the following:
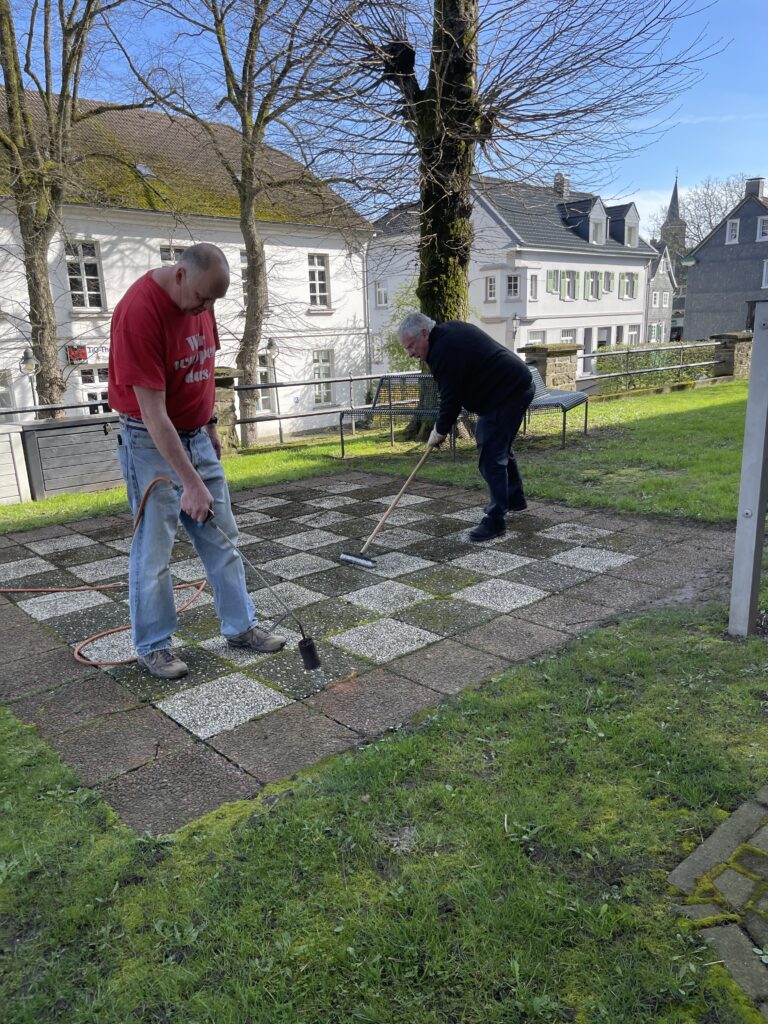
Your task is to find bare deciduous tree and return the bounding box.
[0,0,152,411]
[652,172,749,248]
[346,0,718,323]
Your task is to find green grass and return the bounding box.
[3,604,768,1022]
[0,380,747,534]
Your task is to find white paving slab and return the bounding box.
[261,553,337,579]
[538,522,615,543]
[550,547,636,573]
[237,496,289,510]
[312,481,367,493]
[200,626,302,665]
[344,580,428,614]
[456,579,548,612]
[236,532,262,547]
[294,510,352,528]
[366,508,423,526]
[157,674,291,739]
[444,507,484,523]
[170,557,207,582]
[329,617,439,663]
[249,581,324,614]
[364,552,436,578]
[369,528,425,550]
[69,556,129,582]
[26,534,96,555]
[371,493,430,507]
[306,495,360,509]
[0,557,55,582]
[18,589,113,621]
[451,551,533,575]
[233,510,275,526]
[106,537,134,553]
[279,529,344,550]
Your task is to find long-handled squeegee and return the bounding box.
[339,443,435,569]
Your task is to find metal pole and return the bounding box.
[273,382,284,445]
[387,376,394,447]
[729,301,768,636]
[349,374,355,437]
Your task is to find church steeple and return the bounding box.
[666,175,681,224]
[660,174,687,295]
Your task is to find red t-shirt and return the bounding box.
[108,272,220,429]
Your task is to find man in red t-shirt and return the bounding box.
[109,243,284,680]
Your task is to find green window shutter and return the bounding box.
[546,270,554,293]
[597,275,602,299]
[609,272,615,291]
[560,273,567,300]
[575,271,580,296]
[583,273,589,299]
[618,272,625,298]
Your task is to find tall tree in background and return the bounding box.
[348,0,717,324]
[120,0,365,444]
[0,0,147,411]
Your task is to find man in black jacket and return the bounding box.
[398,312,535,542]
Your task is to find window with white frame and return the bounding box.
[312,349,333,404]
[590,220,604,244]
[79,365,110,414]
[160,245,187,265]
[757,217,768,242]
[762,260,768,289]
[505,274,519,298]
[529,274,538,300]
[626,225,638,247]
[652,290,660,308]
[255,353,273,411]
[662,291,670,308]
[615,326,624,345]
[564,271,577,300]
[561,328,576,343]
[485,276,497,301]
[527,330,546,344]
[726,219,740,245]
[627,324,640,345]
[375,279,389,307]
[308,254,330,307]
[597,327,611,349]
[603,271,613,292]
[588,271,600,299]
[0,369,13,410]
[65,241,105,309]
[620,272,638,300]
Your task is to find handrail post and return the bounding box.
[678,343,683,383]
[387,376,394,446]
[274,385,284,445]
[625,346,630,391]
[349,374,355,437]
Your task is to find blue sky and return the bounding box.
[611,0,766,232]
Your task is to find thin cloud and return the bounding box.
[678,112,768,126]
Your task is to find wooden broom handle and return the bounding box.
[360,444,435,555]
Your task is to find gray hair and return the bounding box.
[178,243,229,276]
[397,311,435,340]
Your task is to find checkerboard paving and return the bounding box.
[2,470,734,832]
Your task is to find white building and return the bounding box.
[0,102,372,438]
[368,174,658,379]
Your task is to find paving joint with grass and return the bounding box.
[1,471,734,838]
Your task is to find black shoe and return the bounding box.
[469,517,506,542]
[508,497,528,512]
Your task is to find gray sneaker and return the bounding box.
[227,625,286,654]
[137,648,189,680]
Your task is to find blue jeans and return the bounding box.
[476,381,536,523]
[117,424,257,656]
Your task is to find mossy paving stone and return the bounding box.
[607,556,704,588]
[171,607,222,643]
[313,539,370,562]
[389,637,510,695]
[510,594,612,635]
[593,532,668,557]
[248,641,372,698]
[0,533,24,549]
[300,564,379,597]
[10,675,140,737]
[43,600,130,644]
[394,597,499,637]
[239,543,293,571]
[1,567,92,600]
[250,519,305,541]
[250,501,317,521]
[100,743,260,834]
[210,702,361,783]
[736,849,768,881]
[325,517,382,539]
[493,534,573,559]
[61,514,129,536]
[8,524,73,543]
[405,516,475,538]
[397,564,484,595]
[292,598,374,638]
[49,543,124,568]
[107,647,233,702]
[404,536,478,562]
[304,667,439,737]
[49,704,193,787]
[503,559,594,593]
[0,543,38,565]
[567,575,663,612]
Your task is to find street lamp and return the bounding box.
[511,313,520,348]
[18,346,41,410]
[265,338,283,444]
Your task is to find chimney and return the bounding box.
[553,172,570,199]
[745,177,765,199]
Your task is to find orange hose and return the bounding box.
[0,476,209,668]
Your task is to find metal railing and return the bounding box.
[577,341,723,391]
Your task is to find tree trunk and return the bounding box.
[15,189,66,414]
[237,190,270,447]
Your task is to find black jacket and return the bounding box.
[426,321,533,435]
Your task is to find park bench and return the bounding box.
[523,366,589,448]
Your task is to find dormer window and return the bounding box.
[626,225,638,247]
[590,220,605,244]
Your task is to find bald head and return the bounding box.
[179,243,229,278]
[160,242,230,314]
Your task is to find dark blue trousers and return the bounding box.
[475,381,536,523]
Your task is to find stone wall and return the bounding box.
[213,370,239,453]
[711,333,753,380]
[523,344,579,389]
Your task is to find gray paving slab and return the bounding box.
[510,594,612,635]
[211,702,360,783]
[394,598,500,638]
[10,676,140,736]
[458,615,571,663]
[676,903,723,921]
[668,802,768,894]
[1,645,99,698]
[550,547,636,573]
[260,553,338,579]
[305,668,439,736]
[390,638,509,695]
[100,743,260,834]
[249,641,371,698]
[700,926,768,1001]
[745,912,768,951]
[50,705,192,786]
[566,576,662,611]
[714,868,757,911]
